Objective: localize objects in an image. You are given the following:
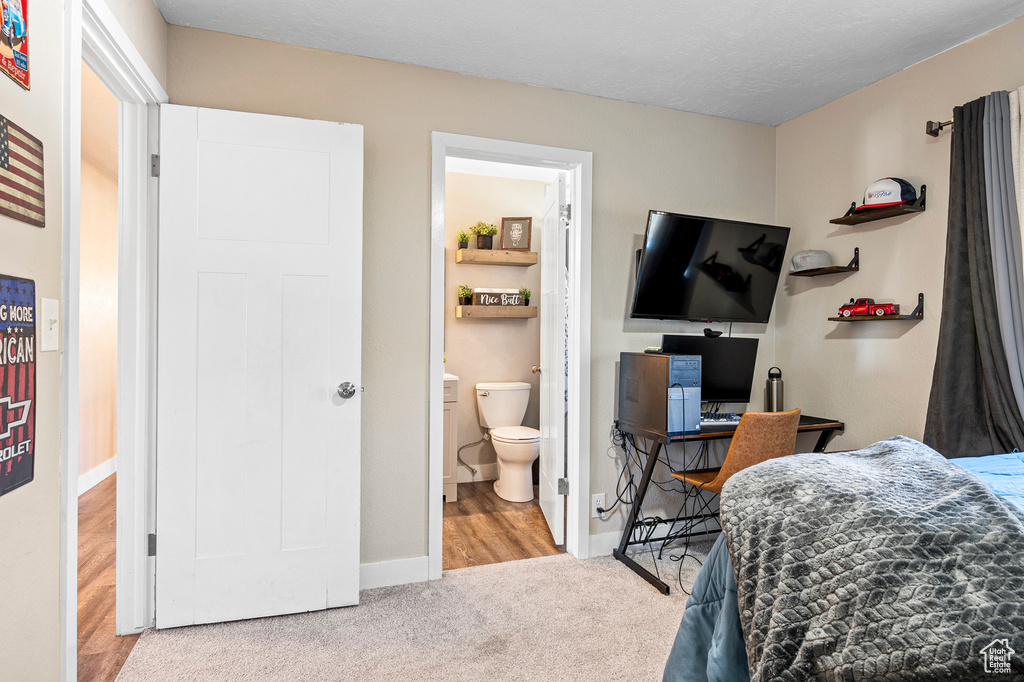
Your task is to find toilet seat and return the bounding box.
[490,425,540,443]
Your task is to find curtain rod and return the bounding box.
[926,117,953,136]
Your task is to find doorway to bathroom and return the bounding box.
[428,133,593,577]
[441,163,562,569]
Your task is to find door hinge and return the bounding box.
[560,203,571,223]
[148,533,157,556]
[150,154,160,177]
[557,478,569,495]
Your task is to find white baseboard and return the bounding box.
[457,462,498,483]
[360,555,429,591]
[588,531,621,557]
[78,456,117,496]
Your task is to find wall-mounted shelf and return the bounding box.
[828,293,924,321]
[829,185,926,226]
[456,249,537,267]
[456,305,537,319]
[789,248,860,277]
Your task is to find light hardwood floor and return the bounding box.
[442,480,564,570]
[78,474,139,682]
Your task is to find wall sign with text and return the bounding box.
[0,274,35,497]
[0,0,29,90]
[473,290,524,306]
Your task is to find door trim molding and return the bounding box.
[63,1,168,678]
[428,132,593,579]
[81,0,167,104]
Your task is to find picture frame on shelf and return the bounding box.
[500,217,532,251]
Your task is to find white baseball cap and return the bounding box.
[790,250,832,272]
[855,177,916,212]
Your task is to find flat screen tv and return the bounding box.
[630,211,791,323]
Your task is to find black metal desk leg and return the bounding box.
[812,428,837,453]
[612,441,671,594]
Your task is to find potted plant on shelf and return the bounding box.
[471,221,498,250]
[457,230,470,250]
[458,285,474,306]
[519,287,531,305]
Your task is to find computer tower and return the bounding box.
[617,352,701,436]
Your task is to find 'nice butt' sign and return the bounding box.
[473,289,525,306]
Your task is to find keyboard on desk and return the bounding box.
[700,412,742,426]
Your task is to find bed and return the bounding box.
[950,451,1024,516]
[663,436,1024,681]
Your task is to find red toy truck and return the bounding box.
[838,297,899,317]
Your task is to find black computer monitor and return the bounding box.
[661,335,759,403]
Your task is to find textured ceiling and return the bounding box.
[153,0,1024,126]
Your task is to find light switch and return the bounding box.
[40,298,59,352]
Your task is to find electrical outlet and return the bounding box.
[591,493,606,518]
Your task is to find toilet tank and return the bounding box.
[475,382,531,428]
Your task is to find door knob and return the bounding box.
[337,382,357,399]
[532,365,541,374]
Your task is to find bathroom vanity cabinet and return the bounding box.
[443,373,459,502]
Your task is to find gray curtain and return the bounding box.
[984,93,1024,417]
[924,94,1024,456]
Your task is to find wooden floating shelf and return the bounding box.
[829,185,926,225]
[456,305,537,319]
[789,247,860,277]
[828,293,924,321]
[456,249,537,267]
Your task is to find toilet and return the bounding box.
[475,382,541,502]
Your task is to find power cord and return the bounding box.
[606,428,716,592]
[599,430,688,516]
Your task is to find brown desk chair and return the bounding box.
[671,408,801,494]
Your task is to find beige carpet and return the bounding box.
[116,544,711,681]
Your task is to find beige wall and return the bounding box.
[103,0,168,88]
[775,17,1024,451]
[0,0,65,678]
[165,25,778,559]
[0,1,165,676]
[78,157,118,477]
[444,172,546,474]
[81,61,118,177]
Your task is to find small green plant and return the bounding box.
[519,287,532,299]
[458,285,474,299]
[456,230,471,244]
[470,221,498,236]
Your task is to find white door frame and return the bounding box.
[428,132,593,578]
[62,0,167,678]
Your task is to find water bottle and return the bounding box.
[765,367,784,412]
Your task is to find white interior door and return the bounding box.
[155,104,363,628]
[539,175,567,544]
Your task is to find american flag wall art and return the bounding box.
[0,114,44,228]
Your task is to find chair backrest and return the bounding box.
[712,408,801,490]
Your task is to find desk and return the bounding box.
[612,415,844,594]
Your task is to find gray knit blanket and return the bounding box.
[720,436,1024,681]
